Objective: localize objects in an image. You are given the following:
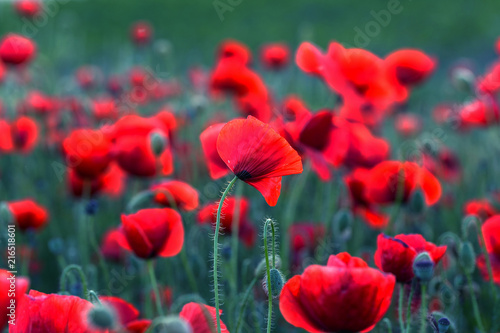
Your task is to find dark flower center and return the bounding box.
[236,170,252,180]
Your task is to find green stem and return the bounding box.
[179,247,198,293]
[235,277,258,333]
[230,183,244,298]
[87,213,110,290]
[264,219,276,333]
[79,180,92,270]
[59,264,88,298]
[213,176,238,333]
[147,260,164,317]
[419,283,427,333]
[465,272,486,333]
[405,279,416,333]
[88,290,102,305]
[398,284,405,333]
[382,318,393,333]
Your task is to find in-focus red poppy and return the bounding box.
[100,296,151,333]
[217,39,251,65]
[10,116,38,152]
[8,199,48,232]
[14,0,41,17]
[117,208,184,259]
[0,34,36,66]
[101,228,126,263]
[150,180,199,211]
[464,199,499,220]
[374,233,447,283]
[197,196,255,247]
[131,21,153,45]
[261,43,290,70]
[179,302,229,333]
[63,129,113,180]
[280,252,395,332]
[364,161,442,206]
[477,215,500,285]
[216,116,303,206]
[395,113,422,137]
[10,290,96,332]
[200,122,230,179]
[0,269,29,331]
[289,223,325,269]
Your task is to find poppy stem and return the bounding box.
[59,264,88,299]
[230,182,243,299]
[465,271,486,333]
[264,218,276,333]
[398,284,405,333]
[179,247,199,294]
[418,283,427,333]
[79,180,92,270]
[405,279,416,333]
[382,318,393,333]
[235,276,258,333]
[213,175,238,333]
[147,260,164,317]
[87,212,111,292]
[87,290,102,305]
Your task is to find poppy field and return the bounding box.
[2,0,500,332]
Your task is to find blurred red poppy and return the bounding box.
[11,290,95,332]
[10,116,38,152]
[0,34,36,66]
[23,91,55,115]
[261,43,290,70]
[200,122,231,179]
[131,21,153,45]
[92,97,118,121]
[395,113,422,137]
[0,119,13,151]
[197,196,255,247]
[101,228,127,262]
[179,302,229,333]
[69,162,126,198]
[289,223,325,269]
[374,233,447,283]
[76,66,102,90]
[464,199,499,220]
[477,61,500,95]
[63,129,113,180]
[117,208,184,259]
[422,148,461,183]
[458,99,499,129]
[100,296,151,333]
[8,199,48,232]
[0,269,29,331]
[14,0,41,17]
[151,179,199,211]
[477,215,500,285]
[217,39,251,65]
[343,121,390,170]
[216,116,303,206]
[280,252,395,332]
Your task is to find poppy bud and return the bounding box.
[439,282,456,308]
[254,255,281,278]
[437,317,451,332]
[332,209,353,239]
[412,252,434,282]
[408,188,425,214]
[451,67,475,93]
[0,202,13,225]
[458,241,476,274]
[87,304,117,330]
[48,237,64,255]
[150,130,167,157]
[263,268,285,298]
[152,316,192,333]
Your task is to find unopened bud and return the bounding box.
[150,130,167,157]
[263,268,285,298]
[153,316,192,333]
[451,67,475,93]
[413,252,434,282]
[439,283,456,308]
[408,189,425,214]
[437,317,451,332]
[88,305,116,330]
[254,255,281,278]
[333,209,353,239]
[459,241,476,274]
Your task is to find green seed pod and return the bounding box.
[149,130,168,157]
[332,209,353,239]
[87,305,116,330]
[437,317,451,332]
[408,188,425,214]
[152,316,192,333]
[254,255,281,278]
[458,241,476,274]
[263,268,285,298]
[412,252,434,282]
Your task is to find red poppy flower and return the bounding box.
[150,285,173,310]
[0,119,13,151]
[364,161,442,206]
[63,129,113,180]
[477,215,500,285]
[117,208,184,259]
[477,61,500,94]
[92,97,118,121]
[151,180,199,211]
[374,233,447,283]
[216,116,303,206]
[100,296,151,333]
[395,113,422,137]
[0,269,29,331]
[343,121,390,170]
[0,61,5,83]
[289,223,325,269]
[458,99,499,129]
[210,59,268,98]
[261,43,290,70]
[11,290,96,332]
[0,34,36,66]
[200,122,231,179]
[197,196,255,247]
[8,199,48,232]
[217,39,251,65]
[69,163,126,198]
[76,66,101,90]
[179,302,229,333]
[422,148,461,183]
[14,0,41,17]
[10,116,38,152]
[24,91,55,115]
[131,21,153,45]
[234,92,272,123]
[280,252,395,332]
[101,228,126,262]
[464,199,499,220]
